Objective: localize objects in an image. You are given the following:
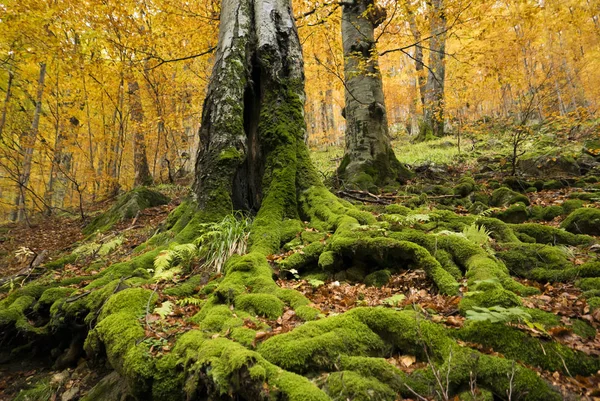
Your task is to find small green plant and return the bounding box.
[176,297,204,306]
[466,306,531,323]
[307,278,324,288]
[153,243,198,281]
[194,212,251,273]
[462,223,492,247]
[382,294,406,307]
[152,213,251,279]
[153,301,174,318]
[74,235,123,257]
[14,380,54,401]
[385,213,430,226]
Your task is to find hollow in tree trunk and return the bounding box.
[336,0,412,190]
[192,0,311,218]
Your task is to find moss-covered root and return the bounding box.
[84,187,170,235]
[258,307,562,401]
[456,321,600,376]
[181,336,329,401]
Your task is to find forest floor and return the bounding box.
[1,134,600,400]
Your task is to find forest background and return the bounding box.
[1,0,599,222]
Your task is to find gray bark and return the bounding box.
[192,0,308,215]
[337,0,411,189]
[423,0,447,138]
[128,80,153,187]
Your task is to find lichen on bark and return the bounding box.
[336,0,413,190]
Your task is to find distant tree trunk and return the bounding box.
[81,72,98,199]
[406,8,426,111]
[44,70,72,215]
[106,74,124,196]
[13,62,46,222]
[423,0,447,138]
[336,0,412,189]
[45,117,74,213]
[192,0,310,217]
[0,55,14,140]
[128,80,153,187]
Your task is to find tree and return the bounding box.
[12,62,46,222]
[0,0,598,399]
[423,0,447,138]
[192,0,311,216]
[336,0,412,189]
[128,80,154,187]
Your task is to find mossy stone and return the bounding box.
[364,270,391,287]
[490,187,530,207]
[561,208,600,235]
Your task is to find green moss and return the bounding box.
[163,275,203,297]
[459,287,522,313]
[35,287,74,311]
[530,205,563,221]
[324,371,396,401]
[301,230,326,244]
[84,187,170,235]
[511,223,594,246]
[490,187,530,207]
[0,295,35,328]
[235,294,284,319]
[568,192,599,201]
[279,241,325,273]
[497,243,570,279]
[562,199,584,215]
[494,203,529,223]
[454,176,477,197]
[542,180,564,190]
[456,321,600,375]
[364,270,391,287]
[577,277,600,291]
[99,287,156,320]
[218,147,243,162]
[230,327,257,347]
[318,250,338,271]
[384,204,410,215]
[475,217,520,243]
[588,296,600,311]
[561,207,600,235]
[44,253,78,269]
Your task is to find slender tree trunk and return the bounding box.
[423,0,447,138]
[336,0,411,189]
[128,80,153,187]
[13,62,46,222]
[81,72,98,199]
[0,55,14,140]
[406,8,426,110]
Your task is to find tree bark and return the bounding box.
[128,80,153,187]
[192,0,309,217]
[423,0,447,138]
[0,55,14,140]
[13,62,46,222]
[336,0,412,190]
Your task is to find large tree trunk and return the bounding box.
[336,0,412,190]
[128,80,153,187]
[192,0,307,217]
